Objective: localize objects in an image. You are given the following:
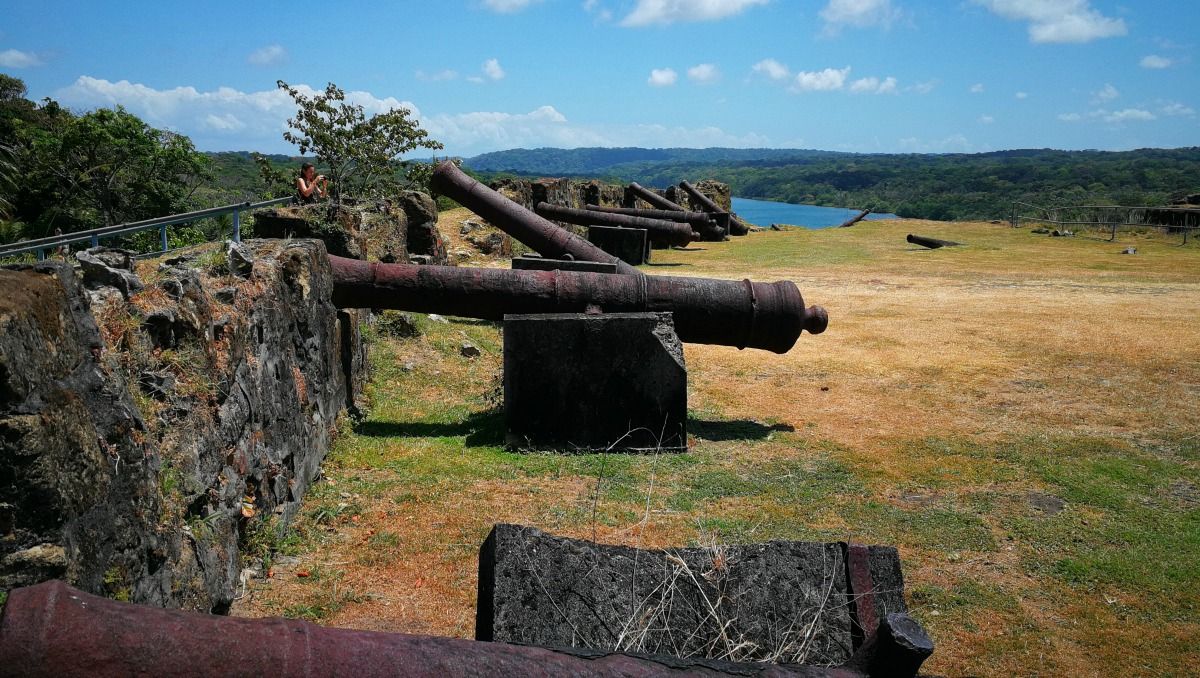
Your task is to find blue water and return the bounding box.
[732,197,896,229]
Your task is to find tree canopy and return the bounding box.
[276,80,442,203]
[1,74,210,241]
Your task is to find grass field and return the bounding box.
[234,216,1200,676]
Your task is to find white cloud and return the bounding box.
[687,63,720,83]
[648,67,678,86]
[583,0,614,21]
[791,66,851,92]
[204,113,245,131]
[978,114,995,124]
[1093,83,1118,102]
[426,106,769,156]
[0,49,42,68]
[620,0,769,27]
[1101,108,1155,123]
[910,80,937,94]
[467,76,485,84]
[973,0,1126,43]
[752,58,790,81]
[50,76,771,156]
[1161,102,1195,117]
[1015,91,1028,99]
[820,0,902,33]
[482,0,543,12]
[1140,54,1172,69]
[483,58,506,80]
[247,45,286,66]
[1058,112,1081,121]
[969,83,984,93]
[416,69,459,82]
[54,76,422,152]
[849,76,897,94]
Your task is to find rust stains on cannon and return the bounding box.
[0,580,864,678]
[329,255,827,353]
[906,234,961,249]
[535,202,699,247]
[430,161,640,275]
[679,180,752,236]
[585,204,728,241]
[627,181,688,212]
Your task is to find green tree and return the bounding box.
[276,80,443,203]
[16,105,209,234]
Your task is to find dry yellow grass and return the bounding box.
[235,218,1200,677]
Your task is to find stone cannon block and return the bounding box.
[587,225,649,266]
[503,312,686,451]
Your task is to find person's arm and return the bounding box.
[316,175,328,198]
[296,176,315,198]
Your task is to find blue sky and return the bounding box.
[2,0,1196,156]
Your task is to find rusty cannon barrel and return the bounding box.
[330,255,827,353]
[430,161,640,275]
[585,204,727,241]
[679,180,751,236]
[906,233,961,249]
[0,580,861,678]
[628,182,688,212]
[535,202,698,247]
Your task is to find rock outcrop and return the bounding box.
[253,190,447,266]
[0,239,365,613]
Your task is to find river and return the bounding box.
[732,197,896,229]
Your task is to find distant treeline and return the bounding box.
[463,147,1200,221]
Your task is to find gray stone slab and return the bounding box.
[511,256,618,274]
[587,225,649,265]
[477,524,903,667]
[503,312,685,451]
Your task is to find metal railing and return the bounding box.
[1010,201,1200,243]
[0,196,296,260]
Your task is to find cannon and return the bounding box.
[906,234,960,249]
[0,579,926,677]
[627,181,688,212]
[585,204,727,241]
[430,161,640,275]
[679,180,751,236]
[330,256,827,353]
[534,202,698,247]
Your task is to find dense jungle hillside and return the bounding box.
[462,146,1200,221]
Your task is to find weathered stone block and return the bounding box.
[511,256,618,274]
[477,524,909,667]
[587,225,649,265]
[503,313,685,451]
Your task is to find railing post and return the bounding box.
[233,209,241,242]
[36,248,44,261]
[160,224,168,252]
[90,235,99,248]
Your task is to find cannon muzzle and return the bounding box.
[330,256,827,353]
[431,161,640,275]
[535,202,699,247]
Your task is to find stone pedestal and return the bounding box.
[510,255,618,274]
[503,312,686,451]
[586,225,649,265]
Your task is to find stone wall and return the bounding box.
[490,178,628,212]
[0,239,364,612]
[254,190,448,265]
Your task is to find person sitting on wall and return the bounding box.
[296,163,328,204]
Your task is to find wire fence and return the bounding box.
[1010,201,1200,244]
[0,196,296,262]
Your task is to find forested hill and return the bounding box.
[462,147,1200,221]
